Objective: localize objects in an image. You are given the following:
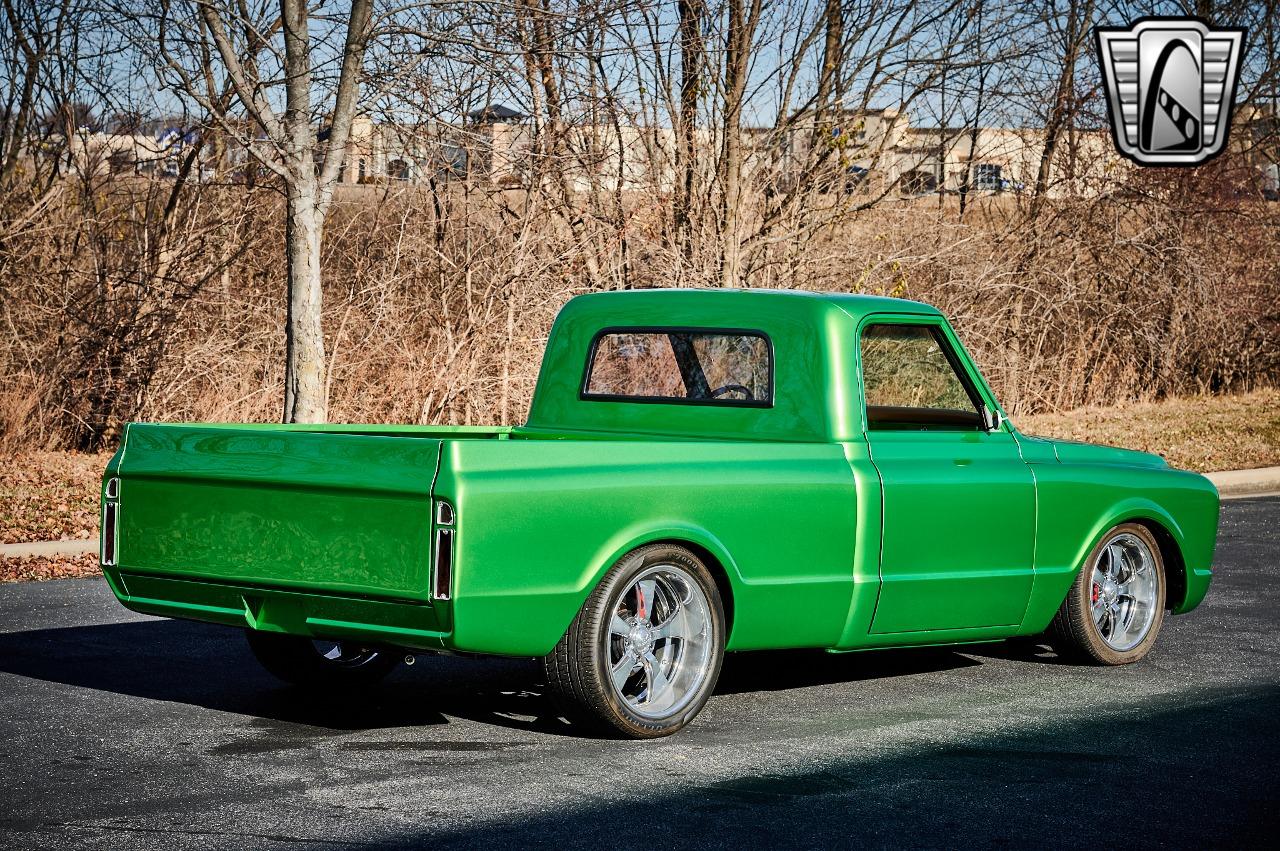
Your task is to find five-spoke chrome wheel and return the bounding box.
[604,565,715,720]
[543,543,726,738]
[1050,522,1167,665]
[1089,532,1161,652]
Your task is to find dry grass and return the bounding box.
[0,391,1275,579]
[2,177,1278,453]
[1019,389,1280,473]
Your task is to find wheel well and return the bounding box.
[653,539,736,638]
[1131,518,1187,611]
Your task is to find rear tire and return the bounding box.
[543,543,726,738]
[245,631,399,687]
[1050,523,1166,665]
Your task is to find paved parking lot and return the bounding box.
[1,497,1276,849]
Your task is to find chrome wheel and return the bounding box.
[312,639,382,669]
[245,630,399,686]
[604,564,714,720]
[1090,532,1161,652]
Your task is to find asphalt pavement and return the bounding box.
[1,498,1277,850]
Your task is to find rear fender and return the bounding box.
[579,521,746,640]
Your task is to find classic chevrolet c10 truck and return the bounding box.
[100,288,1219,737]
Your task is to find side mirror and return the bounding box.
[981,405,1004,432]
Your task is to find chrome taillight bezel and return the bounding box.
[432,499,455,601]
[102,477,120,566]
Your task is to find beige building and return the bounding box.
[337,116,467,184]
[784,106,1120,197]
[66,100,1276,199]
[64,123,217,180]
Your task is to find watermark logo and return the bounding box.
[1096,17,1246,166]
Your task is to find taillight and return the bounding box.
[102,477,120,566]
[433,500,454,601]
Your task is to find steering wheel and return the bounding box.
[709,384,754,401]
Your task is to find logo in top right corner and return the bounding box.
[1096,17,1247,166]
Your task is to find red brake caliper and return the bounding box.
[636,584,647,621]
[1092,582,1099,604]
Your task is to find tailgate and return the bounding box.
[114,423,441,601]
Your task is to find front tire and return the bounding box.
[1050,523,1166,665]
[543,543,726,738]
[245,631,399,687]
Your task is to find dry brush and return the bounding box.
[2,173,1278,452]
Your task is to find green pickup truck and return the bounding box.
[100,288,1219,737]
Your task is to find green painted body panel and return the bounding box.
[867,428,1036,633]
[435,439,857,655]
[101,288,1219,658]
[116,424,445,601]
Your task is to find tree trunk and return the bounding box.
[1031,0,1093,216]
[959,0,986,220]
[675,0,706,268]
[279,0,326,422]
[812,0,843,145]
[718,0,760,288]
[283,178,327,423]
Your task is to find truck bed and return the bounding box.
[104,421,865,657]
[110,423,505,601]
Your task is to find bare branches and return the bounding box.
[316,0,373,210]
[195,0,281,144]
[1,0,1278,448]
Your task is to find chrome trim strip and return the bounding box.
[432,528,454,601]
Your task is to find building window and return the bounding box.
[900,169,936,195]
[974,163,1002,190]
[387,159,411,180]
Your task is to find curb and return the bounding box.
[1205,466,1280,499]
[0,539,97,558]
[2,467,1277,558]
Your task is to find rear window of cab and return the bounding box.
[582,328,773,407]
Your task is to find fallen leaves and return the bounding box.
[1,451,112,544]
[0,552,101,583]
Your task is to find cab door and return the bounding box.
[859,317,1035,634]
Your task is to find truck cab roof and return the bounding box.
[522,288,947,443]
[564,287,940,320]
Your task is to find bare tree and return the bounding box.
[0,0,84,240]
[1030,0,1094,216]
[143,0,374,422]
[674,0,707,267]
[958,0,986,220]
[811,0,844,143]
[717,0,763,287]
[0,0,46,189]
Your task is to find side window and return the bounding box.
[860,323,983,430]
[583,329,772,406]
